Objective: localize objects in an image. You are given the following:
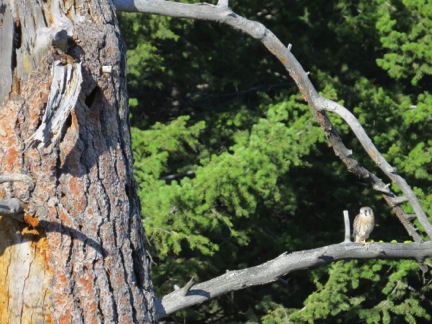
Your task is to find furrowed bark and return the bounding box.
[0,0,155,322]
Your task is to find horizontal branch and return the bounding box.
[114,0,264,41]
[0,173,34,186]
[155,241,432,319]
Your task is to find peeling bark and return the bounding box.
[0,0,155,322]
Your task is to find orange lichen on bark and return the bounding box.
[66,178,87,213]
[0,104,21,171]
[21,212,40,236]
[23,213,39,228]
[369,148,379,164]
[70,109,79,131]
[21,227,40,236]
[68,177,82,197]
[4,147,20,170]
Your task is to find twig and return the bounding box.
[177,277,195,297]
[217,0,229,8]
[0,174,34,222]
[343,210,351,243]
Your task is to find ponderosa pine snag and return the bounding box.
[0,1,155,322]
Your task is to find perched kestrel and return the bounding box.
[353,207,375,244]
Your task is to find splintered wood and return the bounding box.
[24,61,82,150]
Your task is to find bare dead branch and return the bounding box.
[173,277,195,297]
[314,99,432,239]
[381,194,422,242]
[113,0,430,241]
[155,241,432,319]
[390,196,409,206]
[0,174,30,221]
[107,1,432,319]
[0,198,25,221]
[217,0,229,8]
[0,173,34,186]
[343,210,351,243]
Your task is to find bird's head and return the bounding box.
[360,206,373,218]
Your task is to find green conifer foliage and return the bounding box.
[132,97,323,257]
[375,0,432,85]
[120,0,431,321]
[279,260,431,323]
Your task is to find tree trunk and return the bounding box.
[0,1,155,322]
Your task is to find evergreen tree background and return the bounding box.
[119,0,432,322]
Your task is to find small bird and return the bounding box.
[353,206,375,245]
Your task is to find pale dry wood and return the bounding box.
[0,4,14,104]
[343,210,351,243]
[0,173,34,185]
[156,241,432,319]
[24,61,83,150]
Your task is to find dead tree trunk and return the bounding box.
[0,1,155,322]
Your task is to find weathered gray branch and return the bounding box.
[0,4,14,104]
[113,0,430,241]
[314,98,432,240]
[155,241,432,319]
[0,198,25,222]
[0,173,34,186]
[0,198,24,215]
[343,210,351,243]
